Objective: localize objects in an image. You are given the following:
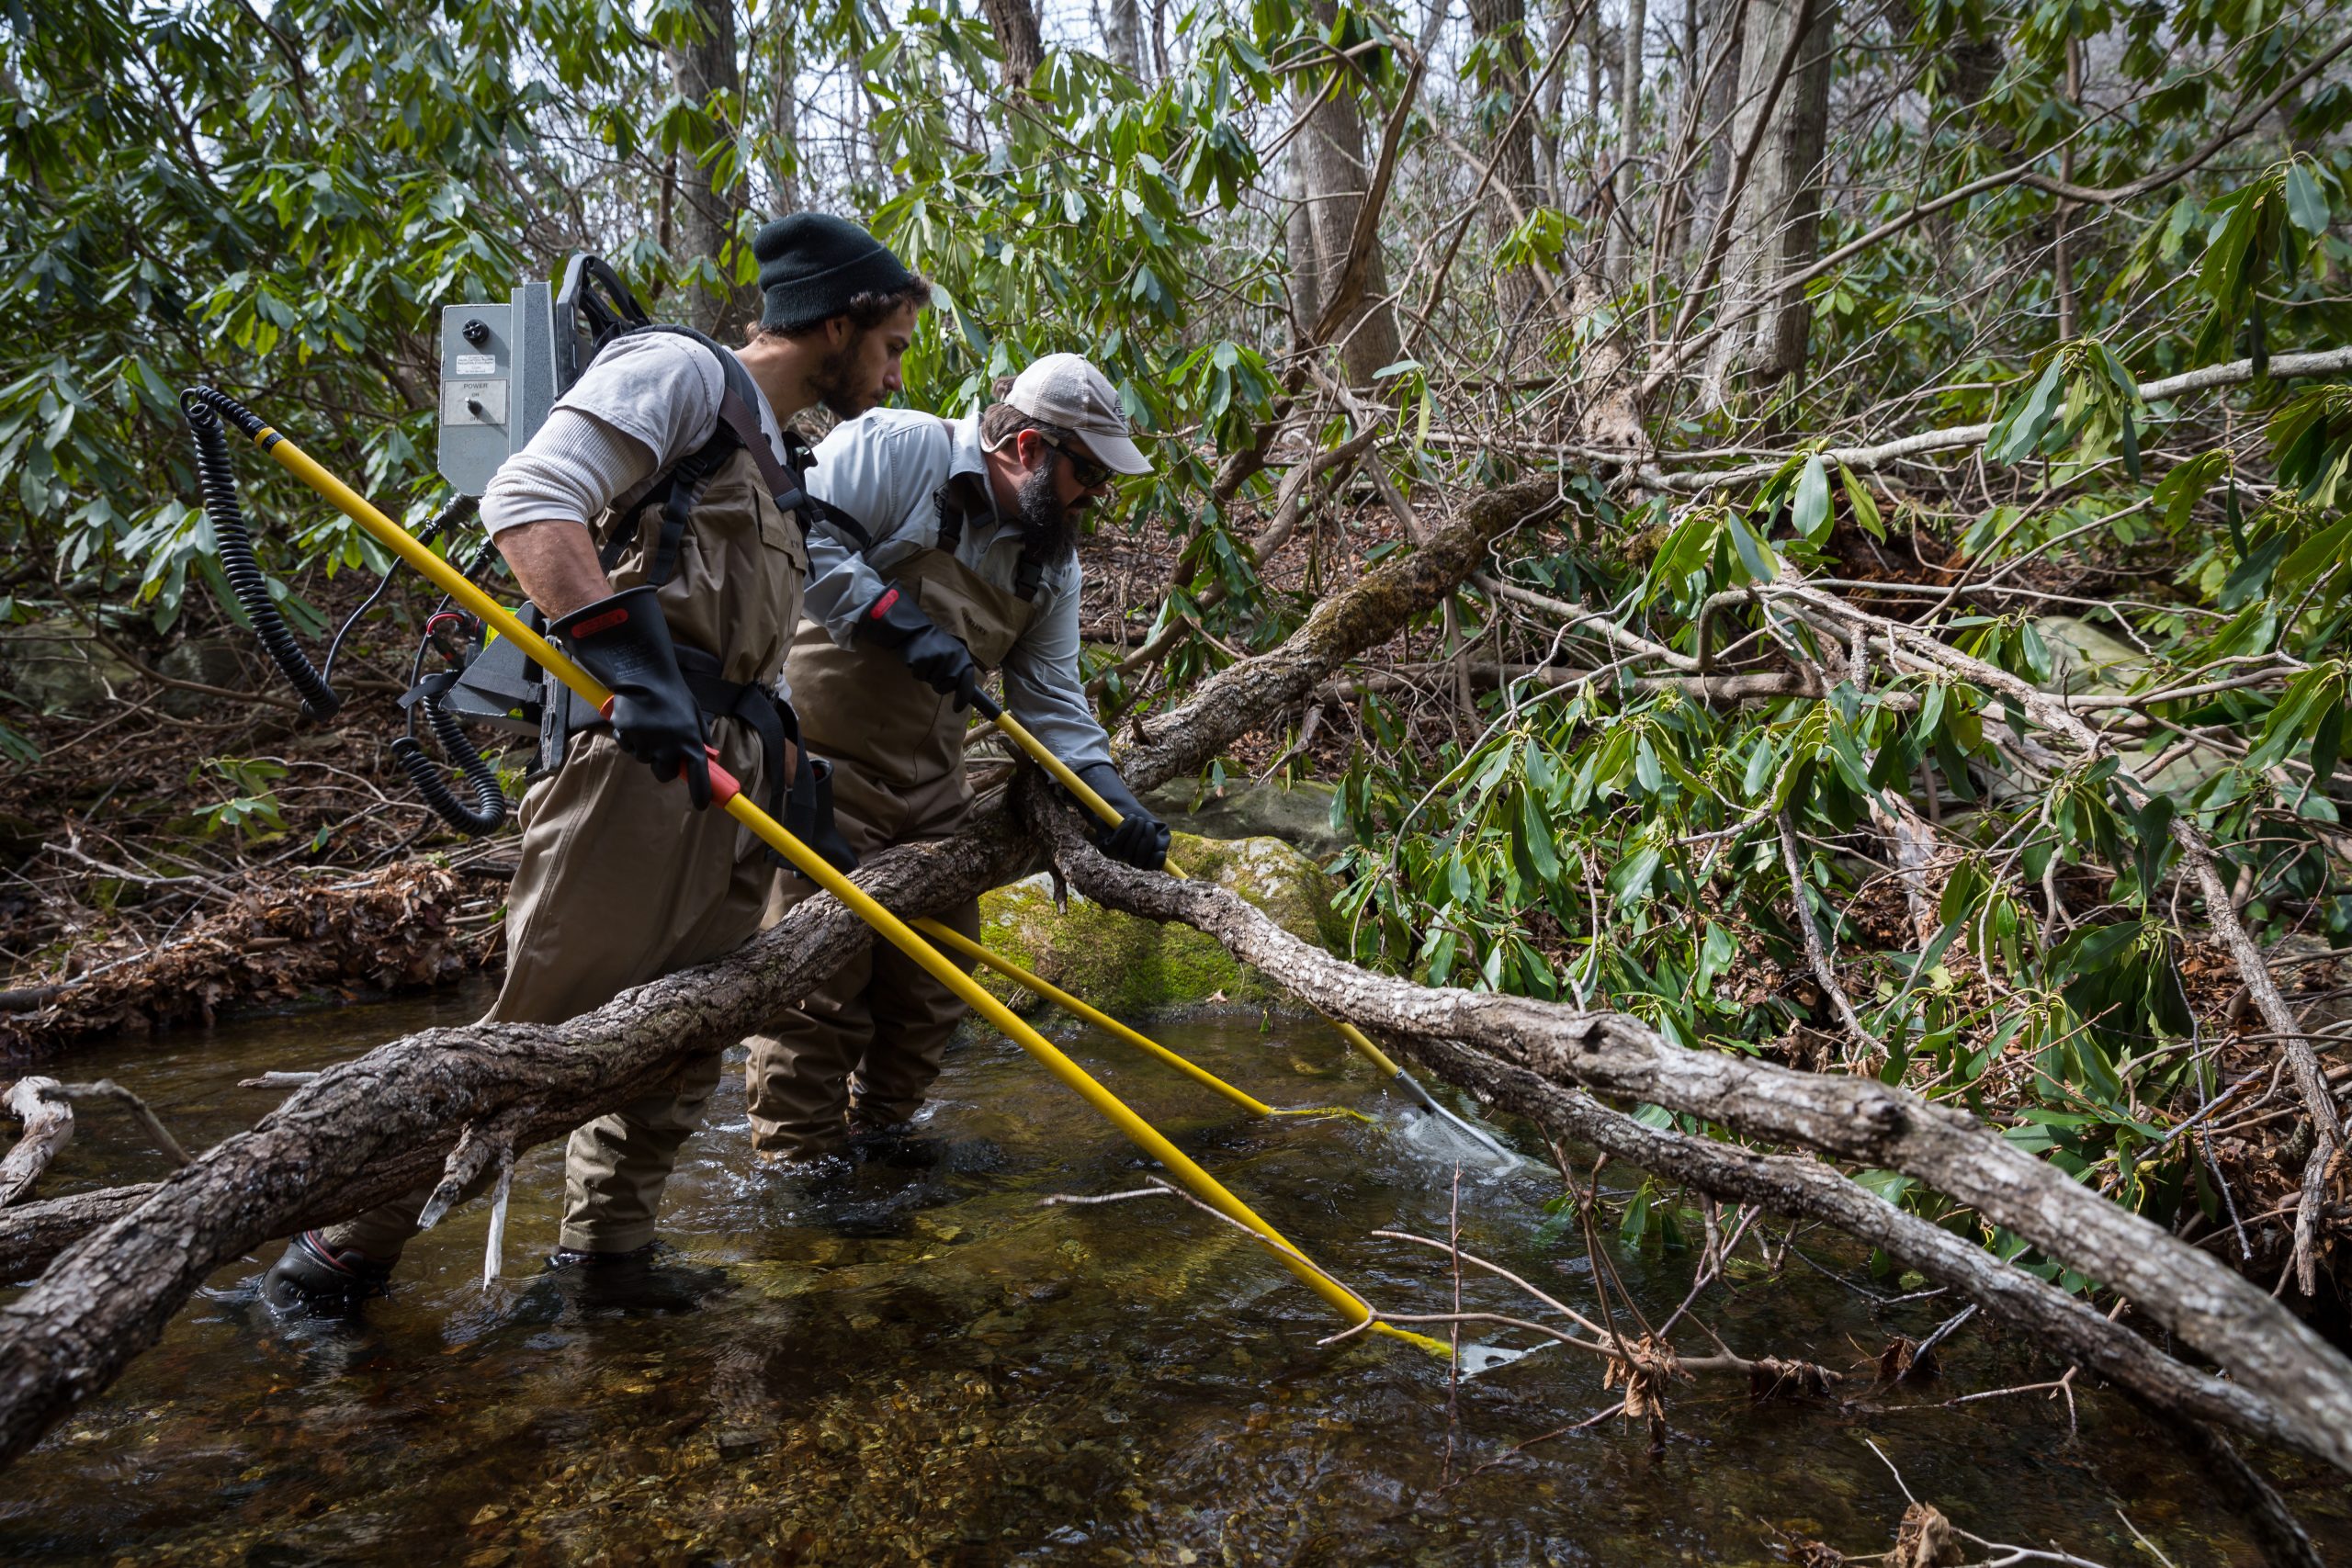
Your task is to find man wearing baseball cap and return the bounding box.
[742,352,1168,1168]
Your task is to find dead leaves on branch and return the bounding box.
[1876,1334,1942,1384]
[1602,1332,1681,1423]
[1889,1501,1967,1568]
[0,862,493,1060]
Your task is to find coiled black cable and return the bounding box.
[392,536,509,837]
[182,385,509,836]
[391,712,508,836]
[182,387,343,721]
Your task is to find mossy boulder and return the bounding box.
[974,832,1347,1018]
[1139,778,1349,859]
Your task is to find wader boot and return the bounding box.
[261,1229,393,1315]
[275,387,809,1296]
[542,1240,731,1314]
[746,496,1042,1159]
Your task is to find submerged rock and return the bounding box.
[974,831,1347,1017]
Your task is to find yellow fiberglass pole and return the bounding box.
[971,694,1520,1168]
[238,411,1445,1359]
[909,916,1365,1124]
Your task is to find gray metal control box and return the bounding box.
[436,280,557,496]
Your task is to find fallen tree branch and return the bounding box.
[0,1186,152,1279]
[1042,816,2352,1474]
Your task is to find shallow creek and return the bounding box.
[5,987,2347,1565]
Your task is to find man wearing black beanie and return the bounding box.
[263,214,931,1314]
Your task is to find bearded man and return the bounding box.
[743,353,1170,1166]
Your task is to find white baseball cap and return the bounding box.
[998,353,1153,476]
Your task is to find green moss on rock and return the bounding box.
[973,832,1340,1018]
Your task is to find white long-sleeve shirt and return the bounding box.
[800,409,1114,774]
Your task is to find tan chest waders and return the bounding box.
[745,484,1044,1156]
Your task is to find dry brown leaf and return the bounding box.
[1890,1501,1964,1568]
[1877,1335,1939,1383]
[1601,1334,1679,1422]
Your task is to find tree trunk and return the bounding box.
[1285,2,1405,385]
[1103,0,1145,76]
[767,31,802,216]
[1467,0,1544,335]
[1603,0,1648,283]
[1700,0,1836,403]
[1689,0,1748,255]
[981,0,1046,92]
[666,0,751,337]
[1535,0,1574,208]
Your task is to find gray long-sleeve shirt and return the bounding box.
[801,409,1114,775]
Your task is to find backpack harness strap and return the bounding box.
[594,325,872,589]
[933,469,1047,603]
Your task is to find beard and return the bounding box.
[1015,455,1080,566]
[807,335,870,421]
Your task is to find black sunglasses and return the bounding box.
[1040,437,1114,491]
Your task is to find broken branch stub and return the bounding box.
[1,1080,74,1208]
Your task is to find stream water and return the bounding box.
[5,987,2347,1565]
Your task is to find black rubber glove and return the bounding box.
[785,755,861,875]
[855,586,981,712]
[1078,761,1170,872]
[551,584,711,808]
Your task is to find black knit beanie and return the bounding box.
[752,213,920,332]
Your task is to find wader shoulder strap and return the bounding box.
[593,326,874,578]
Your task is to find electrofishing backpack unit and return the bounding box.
[188,254,858,847]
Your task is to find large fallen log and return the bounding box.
[1038,809,2352,1476]
[0,477,1559,1472]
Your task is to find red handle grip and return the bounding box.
[594,698,738,807]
